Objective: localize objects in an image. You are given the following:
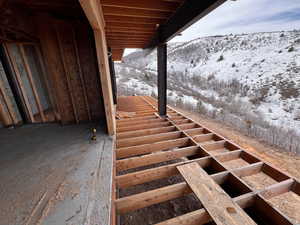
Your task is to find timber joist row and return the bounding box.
[114,96,300,225]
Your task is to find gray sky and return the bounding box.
[124,0,300,55]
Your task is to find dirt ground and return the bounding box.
[174,107,300,181]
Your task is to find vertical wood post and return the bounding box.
[157,43,167,116]
[79,0,116,135]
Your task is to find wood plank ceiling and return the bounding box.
[3,0,184,60]
[101,0,185,60]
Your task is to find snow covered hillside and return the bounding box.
[116,30,300,154]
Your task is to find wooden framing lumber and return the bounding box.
[0,93,12,126]
[116,131,182,148]
[71,28,91,121]
[116,146,199,171]
[116,182,191,214]
[0,73,17,125]
[18,44,46,122]
[117,121,171,133]
[116,157,212,188]
[56,29,79,124]
[34,45,59,121]
[117,126,176,139]
[117,117,166,127]
[116,137,190,159]
[114,96,299,225]
[116,115,157,122]
[101,0,179,12]
[3,43,35,122]
[116,171,231,214]
[177,162,256,225]
[80,0,116,135]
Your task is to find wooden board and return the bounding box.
[177,162,256,225]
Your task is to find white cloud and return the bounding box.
[170,0,300,42]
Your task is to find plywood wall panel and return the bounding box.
[37,18,75,124]
[55,22,88,122]
[75,23,106,121]
[36,15,106,124]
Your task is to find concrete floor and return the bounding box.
[0,123,113,225]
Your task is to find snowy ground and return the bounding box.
[116,30,300,154]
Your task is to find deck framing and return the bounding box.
[113,96,299,225]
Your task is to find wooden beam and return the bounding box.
[116,137,190,159]
[117,126,176,139]
[3,44,35,122]
[117,131,182,148]
[19,44,46,122]
[177,162,256,225]
[117,117,166,127]
[106,22,158,30]
[102,6,171,19]
[105,15,165,25]
[116,157,212,188]
[116,114,157,122]
[116,182,191,214]
[116,171,229,214]
[155,194,256,225]
[94,29,116,135]
[117,146,199,171]
[260,179,295,199]
[117,121,171,133]
[79,0,105,30]
[79,0,116,135]
[101,0,179,12]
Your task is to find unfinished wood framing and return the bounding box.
[80,0,116,135]
[114,96,299,225]
[0,74,18,125]
[3,43,35,122]
[18,44,46,122]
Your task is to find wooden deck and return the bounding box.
[114,96,299,225]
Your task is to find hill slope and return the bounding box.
[116,30,300,154]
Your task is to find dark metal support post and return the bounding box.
[108,47,117,104]
[157,43,167,116]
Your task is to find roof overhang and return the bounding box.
[101,0,227,60]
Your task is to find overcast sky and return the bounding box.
[124,0,300,55]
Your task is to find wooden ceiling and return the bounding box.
[2,0,184,60]
[101,0,185,60]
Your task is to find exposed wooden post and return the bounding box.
[157,43,167,116]
[108,47,117,104]
[79,0,116,135]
